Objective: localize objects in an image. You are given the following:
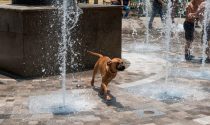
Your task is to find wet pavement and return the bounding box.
[0,18,210,125]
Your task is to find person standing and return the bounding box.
[183,0,204,60]
[148,0,165,29]
[122,0,130,18]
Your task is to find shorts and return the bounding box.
[183,21,195,41]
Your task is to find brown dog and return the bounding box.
[88,51,125,101]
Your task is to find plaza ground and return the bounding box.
[0,17,210,125]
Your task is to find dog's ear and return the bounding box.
[107,60,112,65]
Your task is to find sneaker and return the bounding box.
[185,54,195,61]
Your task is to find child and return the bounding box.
[183,0,204,60]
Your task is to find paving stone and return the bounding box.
[159,117,174,124]
[179,105,196,111]
[56,120,66,124]
[31,114,53,120]
[6,97,15,102]
[196,114,208,118]
[28,121,39,125]
[0,119,4,124]
[193,116,210,125]
[84,122,100,125]
[69,115,101,122]
[0,114,11,119]
[185,116,194,120]
[166,123,184,125]
[0,110,4,114]
[143,123,156,125]
[10,114,32,120]
[73,121,84,125]
[100,122,113,125]
[0,101,5,107]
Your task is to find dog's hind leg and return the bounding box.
[91,61,99,86]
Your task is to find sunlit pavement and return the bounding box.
[0,18,210,125]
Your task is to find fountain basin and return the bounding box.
[0,4,122,77]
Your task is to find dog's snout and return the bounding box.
[117,63,125,71]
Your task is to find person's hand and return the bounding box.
[188,13,196,19]
[197,13,204,22]
[197,11,204,17]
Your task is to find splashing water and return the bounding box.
[201,1,210,67]
[163,0,173,84]
[29,90,96,115]
[145,0,150,46]
[58,0,82,108]
[137,0,150,46]
[131,19,138,47]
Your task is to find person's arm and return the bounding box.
[195,2,206,21]
[196,2,205,16]
[186,4,197,19]
[188,2,205,20]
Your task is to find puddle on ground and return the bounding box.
[171,68,210,81]
[125,82,208,104]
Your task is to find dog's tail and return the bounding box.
[87,51,103,58]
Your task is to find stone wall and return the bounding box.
[0,4,122,77]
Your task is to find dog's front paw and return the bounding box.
[105,95,112,101]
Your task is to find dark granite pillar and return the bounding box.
[0,4,122,77]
